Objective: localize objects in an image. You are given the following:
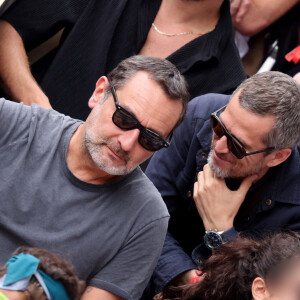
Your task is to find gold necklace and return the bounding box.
[151,22,214,37]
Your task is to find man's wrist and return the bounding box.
[203,220,234,233]
[204,227,237,250]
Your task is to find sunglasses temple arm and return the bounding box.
[244,147,275,156]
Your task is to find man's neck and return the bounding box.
[225,167,270,191]
[67,124,121,185]
[156,0,222,32]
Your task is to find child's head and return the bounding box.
[162,231,300,300]
[250,232,300,300]
[0,247,84,300]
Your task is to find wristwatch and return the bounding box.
[204,229,224,250]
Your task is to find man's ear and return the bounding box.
[88,76,109,109]
[252,277,270,300]
[266,148,292,168]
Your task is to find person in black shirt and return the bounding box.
[0,0,245,120]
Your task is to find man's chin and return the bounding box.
[208,159,262,180]
[207,151,230,178]
[208,162,230,178]
[104,167,130,176]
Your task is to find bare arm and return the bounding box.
[80,286,123,300]
[0,20,51,108]
[231,0,299,36]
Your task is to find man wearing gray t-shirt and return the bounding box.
[0,56,189,300]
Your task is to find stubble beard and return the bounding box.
[84,129,135,176]
[207,149,264,179]
[207,150,230,178]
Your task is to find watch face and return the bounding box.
[204,231,223,250]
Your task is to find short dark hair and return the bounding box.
[105,55,190,129]
[232,71,300,149]
[0,247,85,300]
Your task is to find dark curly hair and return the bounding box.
[161,231,300,300]
[0,247,85,300]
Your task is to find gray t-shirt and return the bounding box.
[0,99,169,300]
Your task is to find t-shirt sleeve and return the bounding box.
[1,0,91,51]
[0,98,33,147]
[88,216,169,300]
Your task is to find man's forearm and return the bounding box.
[81,286,122,300]
[0,20,51,108]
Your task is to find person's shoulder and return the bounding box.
[25,104,82,146]
[187,93,230,120]
[128,168,167,200]
[0,98,33,128]
[0,97,30,111]
[124,168,169,216]
[31,103,82,126]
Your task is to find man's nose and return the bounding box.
[118,129,140,152]
[214,134,230,154]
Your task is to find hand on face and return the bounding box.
[193,164,256,231]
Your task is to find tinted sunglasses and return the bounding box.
[211,106,274,159]
[110,85,173,152]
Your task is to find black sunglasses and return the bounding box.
[211,106,274,159]
[110,85,173,152]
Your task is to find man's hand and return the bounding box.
[193,164,256,231]
[230,0,251,23]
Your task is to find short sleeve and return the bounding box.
[0,98,33,147]
[88,217,169,300]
